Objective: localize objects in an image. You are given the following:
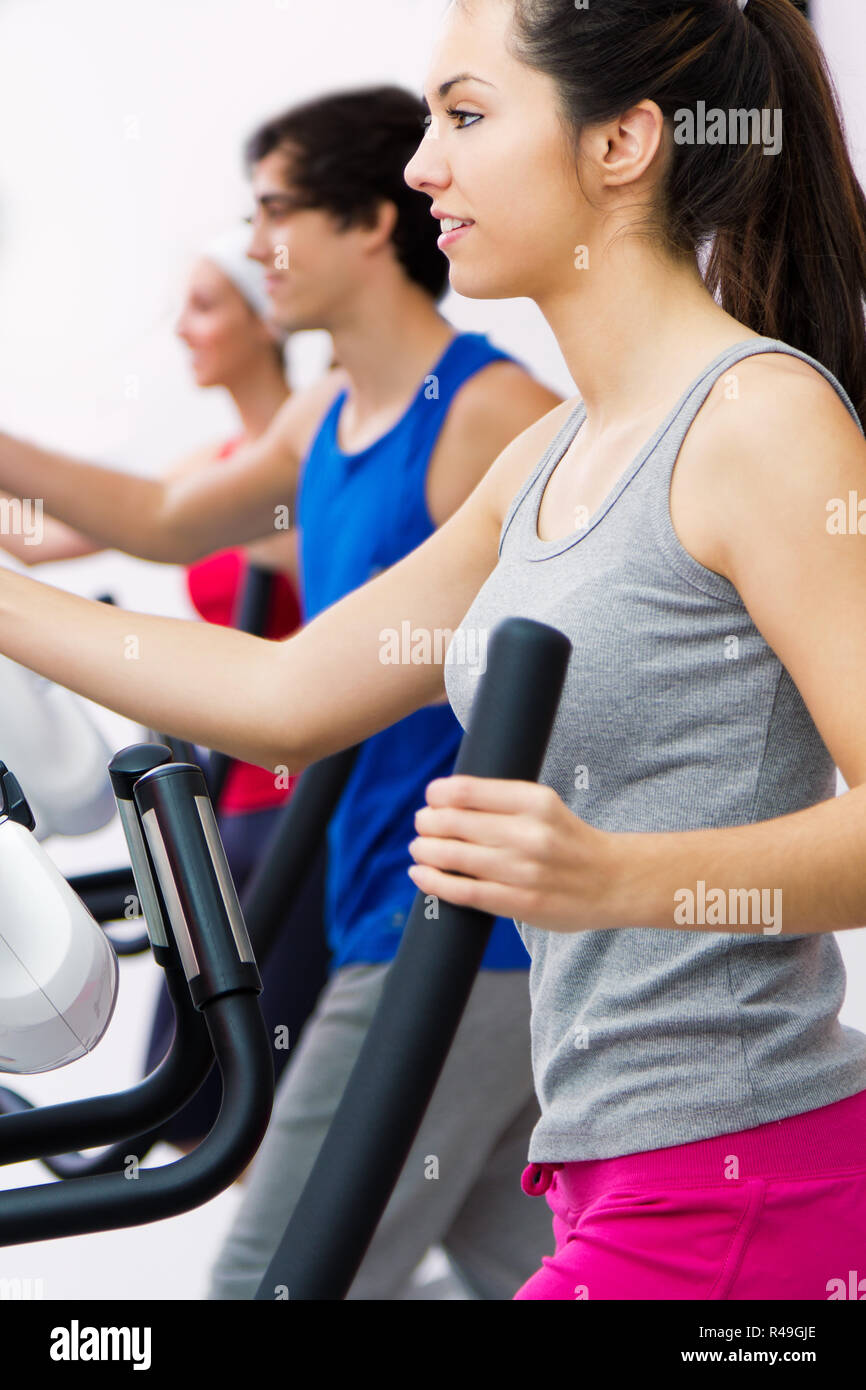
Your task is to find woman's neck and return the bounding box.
[226,355,291,441]
[539,248,757,436]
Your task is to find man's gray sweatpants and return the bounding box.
[207,961,552,1300]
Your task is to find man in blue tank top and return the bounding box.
[207,86,564,1299]
[298,331,535,971]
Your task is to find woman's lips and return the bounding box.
[438,221,474,250]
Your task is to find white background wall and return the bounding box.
[0,0,864,1301]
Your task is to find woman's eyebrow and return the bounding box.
[422,72,497,109]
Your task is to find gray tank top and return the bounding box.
[444,336,866,1162]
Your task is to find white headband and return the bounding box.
[737,0,749,11]
[200,224,272,320]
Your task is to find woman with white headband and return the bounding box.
[0,227,331,1155]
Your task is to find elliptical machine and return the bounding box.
[0,616,570,1296]
[0,743,274,1243]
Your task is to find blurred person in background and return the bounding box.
[0,228,331,1154]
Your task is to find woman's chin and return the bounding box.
[447,264,518,302]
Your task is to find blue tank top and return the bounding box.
[297,331,531,972]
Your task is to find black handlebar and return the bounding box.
[0,761,273,1244]
[255,615,571,1300]
[0,612,570,1276]
[241,742,359,962]
[0,958,212,1173]
[0,743,358,1175]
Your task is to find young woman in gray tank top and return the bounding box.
[0,0,864,1303]
[400,0,866,1300]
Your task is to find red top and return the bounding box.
[185,436,302,814]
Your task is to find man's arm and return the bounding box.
[158,440,302,580]
[425,359,564,526]
[0,443,223,565]
[0,408,532,773]
[0,371,343,565]
[243,530,300,582]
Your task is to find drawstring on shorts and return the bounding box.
[521,1161,563,1196]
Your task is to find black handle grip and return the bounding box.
[133,763,262,1008]
[254,615,571,1300]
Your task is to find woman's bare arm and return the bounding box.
[0,493,104,565]
[0,411,553,775]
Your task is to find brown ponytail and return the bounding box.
[494,0,866,427]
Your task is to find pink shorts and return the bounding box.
[514,1087,866,1301]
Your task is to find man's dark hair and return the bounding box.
[245,85,450,302]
